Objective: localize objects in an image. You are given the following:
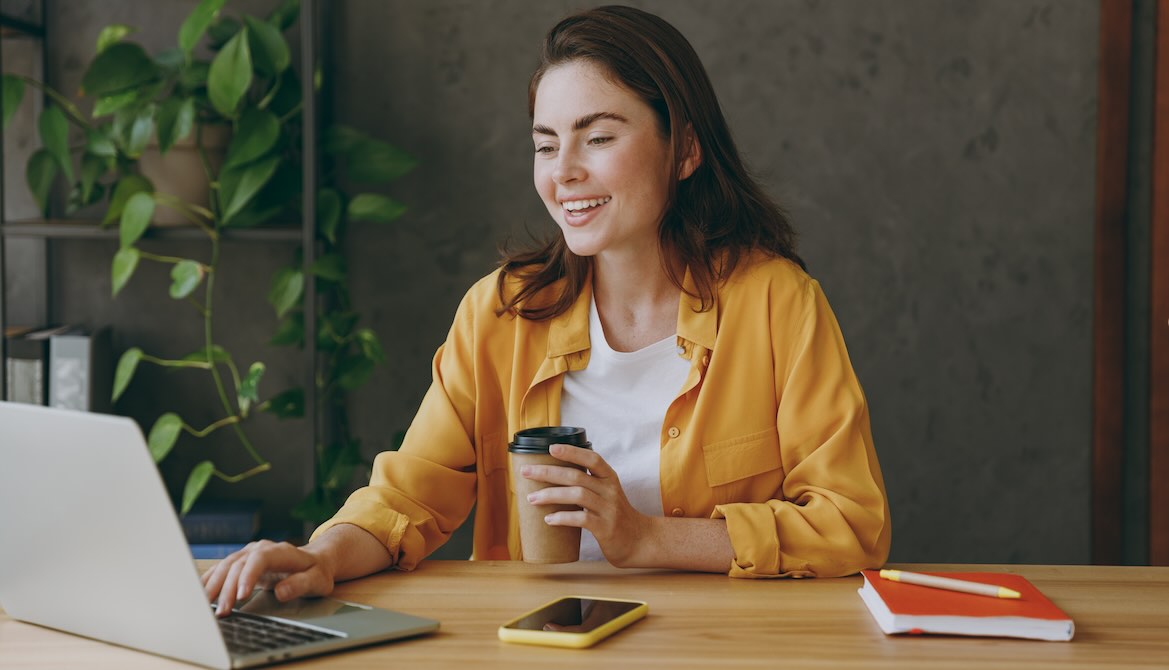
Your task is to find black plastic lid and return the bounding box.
[508,426,592,453]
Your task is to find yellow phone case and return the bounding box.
[497,595,649,649]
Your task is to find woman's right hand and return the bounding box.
[201,540,336,618]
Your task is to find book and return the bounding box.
[48,327,113,413]
[180,499,262,544]
[858,569,1075,641]
[4,325,77,405]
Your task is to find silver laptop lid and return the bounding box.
[0,402,232,669]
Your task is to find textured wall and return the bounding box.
[333,0,1098,563]
[16,0,1099,564]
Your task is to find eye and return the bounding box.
[588,136,612,146]
[534,145,557,155]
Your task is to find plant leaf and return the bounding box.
[111,247,141,297]
[181,461,215,516]
[119,192,155,249]
[309,253,346,282]
[38,105,73,183]
[124,106,155,158]
[220,154,279,223]
[2,74,24,128]
[237,362,265,415]
[267,0,300,31]
[207,16,242,50]
[112,347,143,402]
[245,16,290,77]
[179,0,227,54]
[224,106,279,168]
[269,312,303,347]
[347,193,406,223]
[86,127,118,157]
[147,412,183,463]
[267,268,303,318]
[317,188,342,244]
[334,355,375,391]
[81,42,160,97]
[103,174,154,226]
[324,125,416,182]
[263,388,304,419]
[156,97,195,154]
[97,24,136,54]
[78,154,110,204]
[169,260,205,299]
[355,328,386,364]
[25,149,57,216]
[92,89,139,117]
[207,28,252,116]
[180,60,211,90]
[154,48,185,71]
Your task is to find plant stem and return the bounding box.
[184,414,241,438]
[203,228,268,468]
[17,76,91,129]
[141,353,211,370]
[213,462,272,483]
[138,250,209,268]
[153,192,217,238]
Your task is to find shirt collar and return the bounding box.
[545,265,717,358]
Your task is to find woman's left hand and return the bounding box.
[521,443,651,567]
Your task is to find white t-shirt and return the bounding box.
[560,297,691,561]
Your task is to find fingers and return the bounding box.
[203,541,323,617]
[549,443,614,477]
[521,462,593,488]
[528,485,605,512]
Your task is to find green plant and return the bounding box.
[1,0,414,520]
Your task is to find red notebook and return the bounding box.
[858,570,1074,641]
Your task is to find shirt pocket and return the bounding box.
[701,427,784,503]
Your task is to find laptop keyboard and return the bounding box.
[218,611,342,655]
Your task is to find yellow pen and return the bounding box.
[879,569,1022,599]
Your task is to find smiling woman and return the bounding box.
[202,4,891,613]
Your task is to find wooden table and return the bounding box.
[2,562,1167,668]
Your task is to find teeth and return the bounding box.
[564,196,611,212]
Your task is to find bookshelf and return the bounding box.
[0,1,323,529]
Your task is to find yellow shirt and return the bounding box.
[313,254,891,578]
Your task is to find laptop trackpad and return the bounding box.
[236,590,368,622]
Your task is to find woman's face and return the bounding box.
[532,60,675,262]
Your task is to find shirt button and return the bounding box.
[671,508,685,517]
[676,345,686,356]
[701,355,710,367]
[667,426,680,439]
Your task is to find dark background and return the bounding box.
[2,0,1155,564]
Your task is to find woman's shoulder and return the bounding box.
[722,251,817,301]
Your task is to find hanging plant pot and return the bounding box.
[137,123,230,226]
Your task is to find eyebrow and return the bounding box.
[532,111,629,136]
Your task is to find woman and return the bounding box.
[204,5,890,615]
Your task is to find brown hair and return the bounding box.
[498,5,803,320]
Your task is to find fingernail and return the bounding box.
[237,586,247,600]
[544,514,553,524]
[520,466,531,476]
[527,493,536,503]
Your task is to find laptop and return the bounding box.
[0,402,439,668]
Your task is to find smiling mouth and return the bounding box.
[563,196,612,215]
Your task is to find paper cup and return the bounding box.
[509,427,592,564]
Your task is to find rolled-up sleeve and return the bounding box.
[713,279,890,578]
[311,290,482,570]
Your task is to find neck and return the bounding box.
[591,247,682,352]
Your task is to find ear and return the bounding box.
[677,129,702,181]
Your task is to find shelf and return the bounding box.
[0,220,303,242]
[0,13,45,38]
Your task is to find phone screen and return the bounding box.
[502,597,641,633]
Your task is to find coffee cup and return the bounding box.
[509,426,592,564]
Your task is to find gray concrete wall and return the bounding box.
[333,0,1098,564]
[8,0,1105,564]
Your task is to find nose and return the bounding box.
[552,146,585,184]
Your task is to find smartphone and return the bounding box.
[497,596,648,648]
